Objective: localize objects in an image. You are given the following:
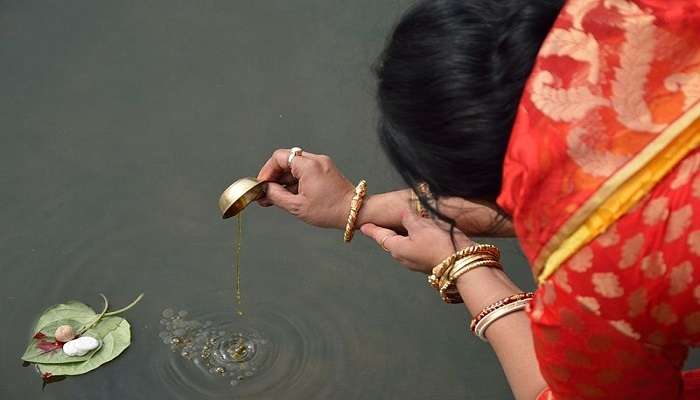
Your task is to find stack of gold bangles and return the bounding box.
[428,244,502,303]
[428,244,533,340]
[343,179,368,242]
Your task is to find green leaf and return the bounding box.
[21,319,101,364]
[21,301,99,364]
[23,294,142,377]
[37,317,131,376]
[33,301,97,332]
[84,316,124,338]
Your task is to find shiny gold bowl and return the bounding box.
[218,177,268,219]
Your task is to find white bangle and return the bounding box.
[473,299,531,341]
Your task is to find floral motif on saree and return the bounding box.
[495,0,700,398]
[497,0,700,282]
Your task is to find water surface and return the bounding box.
[2,1,698,399]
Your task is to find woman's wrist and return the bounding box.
[455,267,521,317]
[355,190,411,232]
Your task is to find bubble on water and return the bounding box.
[155,300,363,400]
[162,309,175,318]
[158,307,266,386]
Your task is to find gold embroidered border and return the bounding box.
[534,100,700,283]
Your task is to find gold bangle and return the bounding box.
[439,260,502,303]
[450,258,502,281]
[343,179,367,242]
[428,245,502,304]
[429,244,500,284]
[428,244,503,304]
[435,254,489,289]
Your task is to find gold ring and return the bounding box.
[287,147,303,168]
[379,234,393,252]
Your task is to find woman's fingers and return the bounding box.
[360,223,409,256]
[360,223,397,244]
[257,172,297,207]
[276,172,297,186]
[257,149,288,181]
[257,148,323,182]
[401,212,428,234]
[263,182,301,214]
[256,148,320,208]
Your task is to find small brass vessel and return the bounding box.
[218,177,268,219]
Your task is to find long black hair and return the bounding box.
[376,0,564,225]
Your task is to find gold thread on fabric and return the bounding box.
[535,101,700,282]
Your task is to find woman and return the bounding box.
[256,0,700,398]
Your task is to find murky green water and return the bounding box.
[1,1,698,399]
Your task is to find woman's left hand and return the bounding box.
[360,213,475,274]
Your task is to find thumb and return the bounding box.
[264,182,300,213]
[360,223,403,253]
[360,223,394,241]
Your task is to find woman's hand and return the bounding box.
[360,212,475,274]
[256,149,355,229]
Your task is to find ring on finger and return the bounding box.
[379,234,393,252]
[287,147,303,168]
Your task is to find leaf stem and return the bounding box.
[104,293,144,317]
[78,294,109,335]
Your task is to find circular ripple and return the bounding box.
[155,298,363,399]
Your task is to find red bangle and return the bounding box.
[469,292,535,333]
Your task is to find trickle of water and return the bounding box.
[235,213,243,316]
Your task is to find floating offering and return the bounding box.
[54,325,76,342]
[21,293,143,381]
[63,336,100,357]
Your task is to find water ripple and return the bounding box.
[155,297,363,399]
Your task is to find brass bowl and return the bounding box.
[218,177,268,219]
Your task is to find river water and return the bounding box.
[1,1,698,399]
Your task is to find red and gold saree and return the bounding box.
[496,1,700,398]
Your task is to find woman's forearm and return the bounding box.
[356,190,413,232]
[355,189,516,237]
[456,268,546,400]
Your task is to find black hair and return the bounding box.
[375,0,564,226]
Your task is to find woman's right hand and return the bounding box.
[256,149,356,229]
